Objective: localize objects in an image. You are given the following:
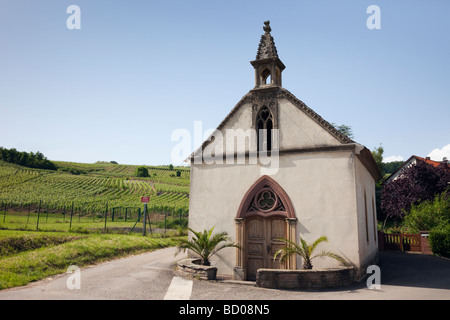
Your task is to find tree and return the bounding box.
[176,227,239,266]
[383,161,404,175]
[273,236,348,270]
[35,151,44,160]
[381,159,450,220]
[403,192,450,232]
[0,147,57,170]
[135,166,149,177]
[371,144,384,176]
[332,123,354,139]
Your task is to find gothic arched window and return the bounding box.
[256,106,273,152]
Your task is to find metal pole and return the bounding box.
[148,209,152,234]
[36,200,42,231]
[104,202,108,232]
[46,202,49,222]
[142,203,147,236]
[2,200,5,223]
[26,204,31,226]
[164,211,167,234]
[69,201,74,230]
[80,202,85,222]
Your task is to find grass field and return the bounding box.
[0,208,188,233]
[0,160,190,290]
[0,230,184,290]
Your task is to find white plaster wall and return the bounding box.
[354,155,379,270]
[188,161,260,273]
[202,98,341,159]
[216,102,255,155]
[278,99,341,150]
[188,150,363,275]
[280,152,360,270]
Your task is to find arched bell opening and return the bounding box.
[260,68,272,85]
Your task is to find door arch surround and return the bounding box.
[234,175,297,281]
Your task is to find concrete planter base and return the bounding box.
[176,258,218,280]
[256,267,357,290]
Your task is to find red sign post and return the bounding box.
[141,197,150,236]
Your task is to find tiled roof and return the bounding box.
[414,156,446,168]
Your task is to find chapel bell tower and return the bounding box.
[251,21,286,88]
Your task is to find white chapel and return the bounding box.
[187,21,381,281]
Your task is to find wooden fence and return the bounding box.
[378,231,432,254]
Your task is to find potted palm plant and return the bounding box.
[274,235,348,269]
[176,227,239,280]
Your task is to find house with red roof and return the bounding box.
[385,155,450,184]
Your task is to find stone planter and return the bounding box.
[176,258,218,280]
[256,267,357,290]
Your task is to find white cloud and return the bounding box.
[383,155,404,163]
[427,144,450,161]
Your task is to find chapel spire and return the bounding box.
[251,21,285,88]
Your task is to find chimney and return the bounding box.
[443,157,448,163]
[425,157,431,160]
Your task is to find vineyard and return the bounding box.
[0,160,190,232]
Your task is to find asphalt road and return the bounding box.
[0,247,449,300]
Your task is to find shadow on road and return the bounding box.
[301,251,450,294]
[377,252,450,290]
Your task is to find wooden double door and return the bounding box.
[245,217,286,280]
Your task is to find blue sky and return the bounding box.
[0,0,449,165]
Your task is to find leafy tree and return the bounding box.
[35,151,44,161]
[0,147,57,170]
[176,227,239,266]
[403,192,450,232]
[381,159,450,220]
[332,123,354,139]
[274,236,348,269]
[383,161,404,175]
[135,166,149,177]
[176,169,181,177]
[371,144,384,176]
[169,164,174,170]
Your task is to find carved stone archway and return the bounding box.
[234,175,297,281]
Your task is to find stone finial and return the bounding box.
[263,20,271,33]
[255,21,278,60]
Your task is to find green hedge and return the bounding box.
[429,225,450,258]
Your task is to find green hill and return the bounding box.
[0,160,190,215]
